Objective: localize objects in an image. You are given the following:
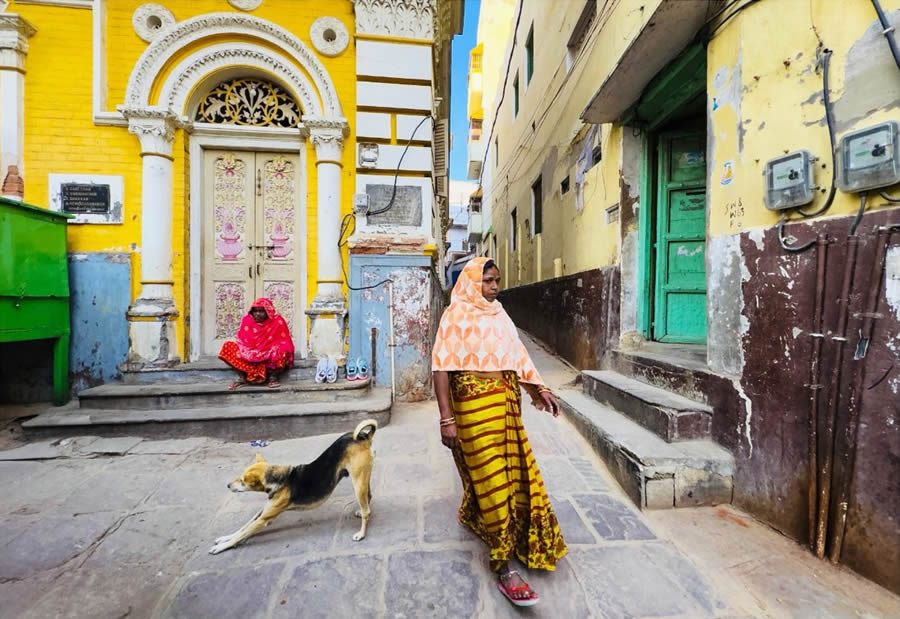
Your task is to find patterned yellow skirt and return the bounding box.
[449,371,568,572]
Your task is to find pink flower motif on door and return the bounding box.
[264,281,294,331]
[214,154,248,261]
[215,282,246,339]
[263,156,296,260]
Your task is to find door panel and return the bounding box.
[201,150,303,358]
[653,133,707,343]
[257,153,302,341]
[202,151,256,357]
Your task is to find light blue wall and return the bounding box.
[68,253,130,392]
[348,254,437,400]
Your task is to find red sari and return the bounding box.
[219,298,294,383]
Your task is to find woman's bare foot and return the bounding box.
[228,379,247,391]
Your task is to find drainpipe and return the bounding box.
[815,234,860,558]
[828,226,894,562]
[807,233,829,550]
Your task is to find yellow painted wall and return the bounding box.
[10,0,358,360]
[485,0,900,287]
[486,0,647,285]
[707,0,900,238]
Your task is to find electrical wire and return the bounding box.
[704,0,763,40]
[795,48,837,218]
[336,113,432,291]
[870,0,900,72]
[880,190,900,202]
[777,213,816,253]
[367,114,433,216]
[477,0,615,198]
[477,0,524,188]
[849,192,868,236]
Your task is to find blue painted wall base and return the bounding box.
[349,254,441,401]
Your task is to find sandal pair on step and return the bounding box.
[498,570,539,607]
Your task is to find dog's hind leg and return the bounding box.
[350,462,373,541]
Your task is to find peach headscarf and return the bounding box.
[431,257,544,385]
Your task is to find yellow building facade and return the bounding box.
[472,0,900,593]
[1,0,459,392]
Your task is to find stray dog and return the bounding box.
[209,419,377,554]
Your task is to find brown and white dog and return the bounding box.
[209,419,377,555]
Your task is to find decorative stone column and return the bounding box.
[119,107,182,369]
[0,14,36,200]
[304,117,350,359]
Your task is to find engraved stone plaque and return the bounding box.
[365,184,423,226]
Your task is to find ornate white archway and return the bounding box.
[123,12,342,120]
[118,12,350,368]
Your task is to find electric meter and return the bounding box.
[837,121,900,193]
[763,150,816,210]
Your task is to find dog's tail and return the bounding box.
[353,418,378,441]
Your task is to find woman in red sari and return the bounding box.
[219,298,294,389]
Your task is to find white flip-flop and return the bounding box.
[314,357,328,383]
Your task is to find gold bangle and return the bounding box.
[537,388,552,394]
[440,418,456,427]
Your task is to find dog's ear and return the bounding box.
[255,452,267,463]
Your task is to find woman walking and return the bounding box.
[219,297,294,389]
[432,257,567,607]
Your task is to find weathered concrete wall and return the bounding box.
[500,267,620,370]
[348,254,435,402]
[733,208,900,594]
[68,253,131,392]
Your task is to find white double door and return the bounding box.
[200,149,304,358]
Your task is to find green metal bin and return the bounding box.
[0,197,73,405]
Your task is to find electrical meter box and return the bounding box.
[837,121,900,193]
[764,150,816,210]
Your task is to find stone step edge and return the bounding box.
[583,370,713,413]
[79,377,371,399]
[23,388,393,428]
[582,370,711,442]
[557,388,733,511]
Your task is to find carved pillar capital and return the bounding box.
[119,107,181,158]
[303,117,349,163]
[0,14,36,72]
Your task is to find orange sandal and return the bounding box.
[498,571,539,607]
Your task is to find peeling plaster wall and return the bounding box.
[706,234,745,376]
[68,253,131,392]
[704,1,900,592]
[500,267,620,370]
[348,254,434,402]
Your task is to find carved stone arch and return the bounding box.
[158,44,321,119]
[123,12,343,119]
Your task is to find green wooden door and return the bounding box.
[653,132,707,343]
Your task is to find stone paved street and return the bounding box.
[1,336,898,618]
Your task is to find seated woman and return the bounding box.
[219,297,294,389]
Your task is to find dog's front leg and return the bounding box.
[213,508,263,546]
[210,490,288,554]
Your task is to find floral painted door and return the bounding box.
[201,150,303,358]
